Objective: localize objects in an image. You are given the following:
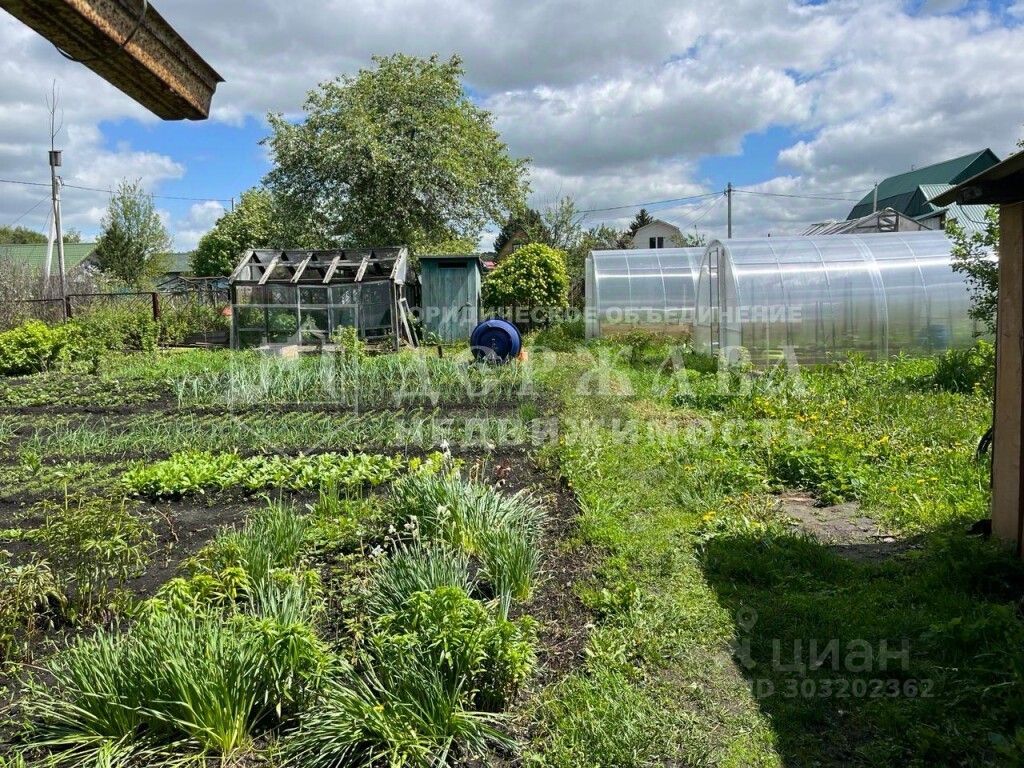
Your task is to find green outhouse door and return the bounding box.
[418,255,483,342]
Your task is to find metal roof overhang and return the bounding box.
[0,0,223,120]
[931,150,1024,207]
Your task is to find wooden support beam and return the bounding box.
[991,202,1024,555]
[0,0,222,120]
[257,255,281,286]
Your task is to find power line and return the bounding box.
[732,188,865,203]
[6,193,52,228]
[0,176,233,204]
[580,191,721,215]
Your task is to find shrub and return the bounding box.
[74,304,160,352]
[482,243,569,325]
[158,302,229,345]
[531,319,584,352]
[0,320,82,376]
[932,340,995,394]
[331,325,366,359]
[372,587,536,711]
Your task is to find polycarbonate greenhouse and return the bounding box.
[585,247,703,338]
[692,231,981,364]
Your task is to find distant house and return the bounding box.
[0,241,99,271]
[847,148,1000,233]
[631,219,683,249]
[155,252,194,290]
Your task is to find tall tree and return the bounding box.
[627,208,655,237]
[493,207,546,255]
[192,188,293,276]
[264,54,528,250]
[93,179,171,287]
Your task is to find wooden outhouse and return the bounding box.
[418,254,484,343]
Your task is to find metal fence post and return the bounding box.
[151,292,160,321]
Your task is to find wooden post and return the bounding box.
[991,201,1024,554]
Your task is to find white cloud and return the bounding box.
[0,0,1022,244]
[173,200,226,251]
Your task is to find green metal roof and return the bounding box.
[848,149,1000,220]
[914,183,992,233]
[0,242,98,269]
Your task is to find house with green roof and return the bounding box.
[847,149,1000,232]
[0,242,99,270]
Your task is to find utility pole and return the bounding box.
[726,182,733,239]
[872,183,879,213]
[46,82,68,319]
[49,148,68,318]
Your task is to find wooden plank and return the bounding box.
[322,254,343,285]
[354,253,371,283]
[0,0,223,120]
[992,202,1024,554]
[290,253,314,284]
[256,255,281,286]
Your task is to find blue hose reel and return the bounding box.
[470,319,522,363]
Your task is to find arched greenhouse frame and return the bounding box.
[584,247,703,339]
[691,231,982,364]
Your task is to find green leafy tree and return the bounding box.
[93,179,171,287]
[482,243,569,326]
[493,207,546,255]
[192,189,291,276]
[62,228,82,244]
[0,225,46,244]
[672,230,707,247]
[264,53,528,250]
[947,207,998,334]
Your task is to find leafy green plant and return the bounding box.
[35,495,153,616]
[0,554,64,663]
[121,451,406,499]
[367,544,475,618]
[372,586,536,711]
[22,601,329,766]
[0,320,83,376]
[331,325,366,359]
[932,340,995,394]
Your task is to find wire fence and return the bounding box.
[1,287,231,347]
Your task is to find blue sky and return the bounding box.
[1,0,1022,248]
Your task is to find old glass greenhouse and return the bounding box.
[228,248,413,350]
[585,231,983,364]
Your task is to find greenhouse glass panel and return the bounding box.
[585,247,702,338]
[229,247,411,350]
[693,231,983,364]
